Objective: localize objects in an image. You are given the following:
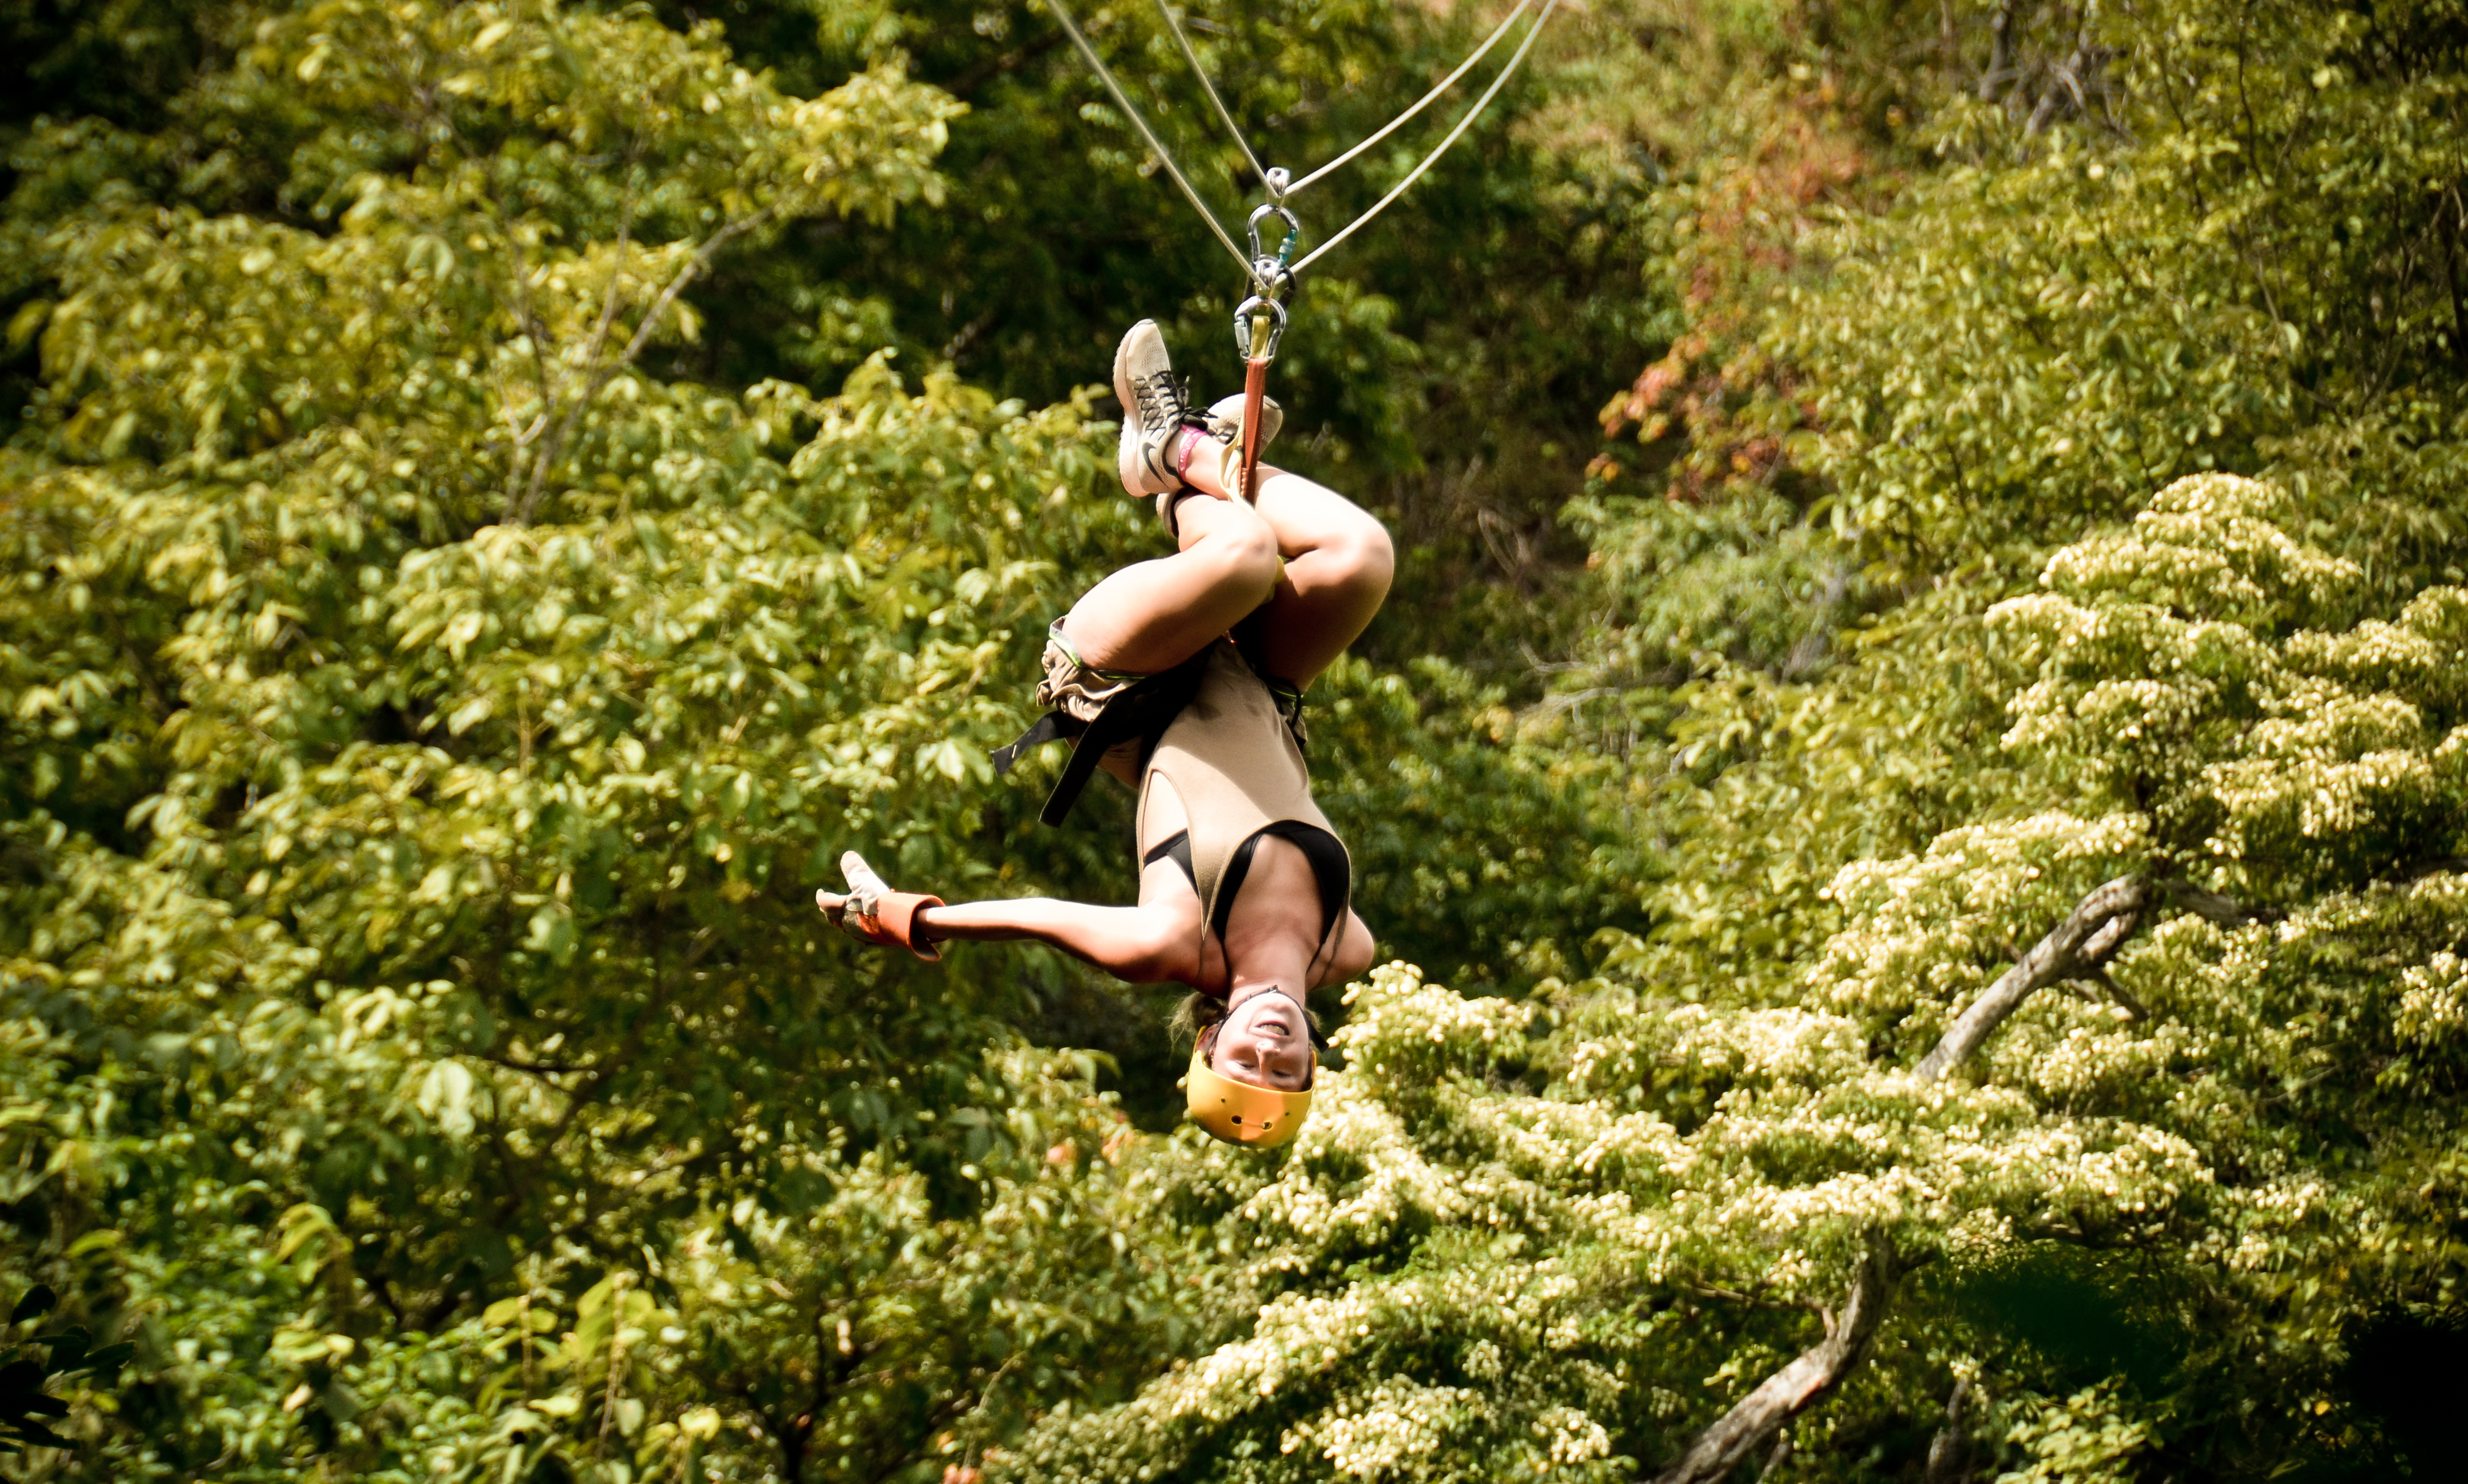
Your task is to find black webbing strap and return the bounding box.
[990,649,1212,827]
[1229,612,1308,751]
[989,713,1079,775]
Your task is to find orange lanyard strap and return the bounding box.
[1238,352,1270,501]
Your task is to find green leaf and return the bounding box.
[39,1330,87,1375]
[0,1361,41,1404]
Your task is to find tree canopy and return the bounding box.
[3,0,2465,1477]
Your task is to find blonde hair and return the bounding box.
[1168,991,1227,1056]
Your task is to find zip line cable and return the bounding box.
[1284,0,1535,199]
[1153,0,1267,188]
[1038,0,1256,281]
[1290,0,1558,275]
[1044,0,1560,288]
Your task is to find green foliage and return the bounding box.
[0,3,1227,1474]
[0,1283,134,1456]
[1778,0,2468,585]
[1310,655,1656,990]
[1011,478,2468,1479]
[7,0,2468,1473]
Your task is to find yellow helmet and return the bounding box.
[1184,1046,1314,1148]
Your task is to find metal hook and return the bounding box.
[1246,202,1300,300]
[1233,295,1288,361]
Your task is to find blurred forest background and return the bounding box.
[3,0,2468,1476]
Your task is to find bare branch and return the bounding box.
[514,205,780,526]
[1923,1377,1972,1484]
[2025,30,2107,137]
[2153,877,2281,927]
[614,207,777,374]
[1648,871,2171,1480]
[579,169,644,380]
[1647,1235,1898,1484]
[1647,859,2304,1478]
[503,166,639,526]
[471,1050,592,1077]
[1978,0,2020,103]
[1915,874,2146,1081]
[2068,966,2148,1022]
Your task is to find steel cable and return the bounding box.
[1152,0,1268,188]
[1039,0,1257,281]
[1048,0,1560,293]
[1284,0,1536,199]
[1289,0,1559,276]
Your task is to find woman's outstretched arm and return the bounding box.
[816,887,1199,985]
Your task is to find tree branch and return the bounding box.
[1647,1235,1898,1484]
[512,206,777,526]
[943,31,1067,100]
[1914,874,2146,1080]
[1977,0,2020,104]
[1922,1377,1972,1483]
[1648,869,2185,1480]
[2153,876,2281,927]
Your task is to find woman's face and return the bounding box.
[1211,988,1313,1090]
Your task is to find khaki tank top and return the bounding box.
[1137,641,1351,978]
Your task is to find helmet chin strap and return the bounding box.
[1209,983,1318,1084]
[1226,980,1304,1010]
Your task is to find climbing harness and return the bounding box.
[1039,0,1562,487]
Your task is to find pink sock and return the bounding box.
[1175,426,1204,486]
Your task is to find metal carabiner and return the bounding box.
[1236,181,1298,364]
[1233,295,1289,361]
[1246,201,1300,302]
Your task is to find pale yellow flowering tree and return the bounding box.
[1004,476,2468,1481]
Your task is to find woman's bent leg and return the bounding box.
[1059,494,1279,673]
[1179,452,1395,687]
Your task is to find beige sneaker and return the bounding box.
[1113,320,1195,497]
[1197,392,1283,456]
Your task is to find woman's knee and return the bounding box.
[1322,516,1395,598]
[1194,505,1281,602]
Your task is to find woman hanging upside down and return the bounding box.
[815,319,1393,1149]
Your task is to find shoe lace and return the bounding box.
[1177,375,1217,439]
[1132,370,1190,434]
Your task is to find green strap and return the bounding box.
[1048,624,1149,687]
